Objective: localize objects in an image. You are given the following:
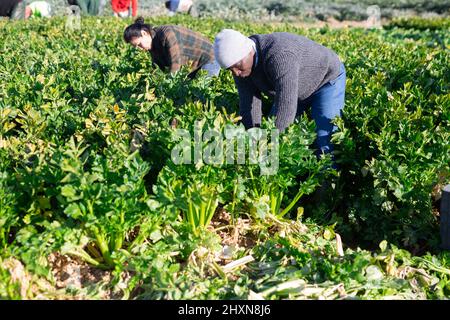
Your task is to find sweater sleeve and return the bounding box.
[266,52,300,132]
[234,76,262,129]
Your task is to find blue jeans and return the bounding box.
[201,59,221,77]
[271,63,346,158]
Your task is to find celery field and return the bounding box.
[0,16,449,299]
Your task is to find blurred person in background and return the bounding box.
[67,0,106,15]
[26,1,52,18]
[0,0,26,19]
[165,0,198,17]
[111,0,138,18]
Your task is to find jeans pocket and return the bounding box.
[329,65,345,86]
[329,78,338,86]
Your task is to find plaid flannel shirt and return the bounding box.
[149,25,215,73]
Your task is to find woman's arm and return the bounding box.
[162,28,183,73]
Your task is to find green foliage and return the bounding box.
[328,27,450,248]
[387,17,450,31]
[192,0,450,20]
[248,223,450,299]
[0,16,449,299]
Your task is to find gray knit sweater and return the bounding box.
[234,32,342,132]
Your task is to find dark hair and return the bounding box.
[165,1,171,10]
[123,17,153,43]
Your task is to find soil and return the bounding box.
[46,252,124,300]
[264,17,389,29]
[210,208,257,252]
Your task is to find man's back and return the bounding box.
[249,32,341,101]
